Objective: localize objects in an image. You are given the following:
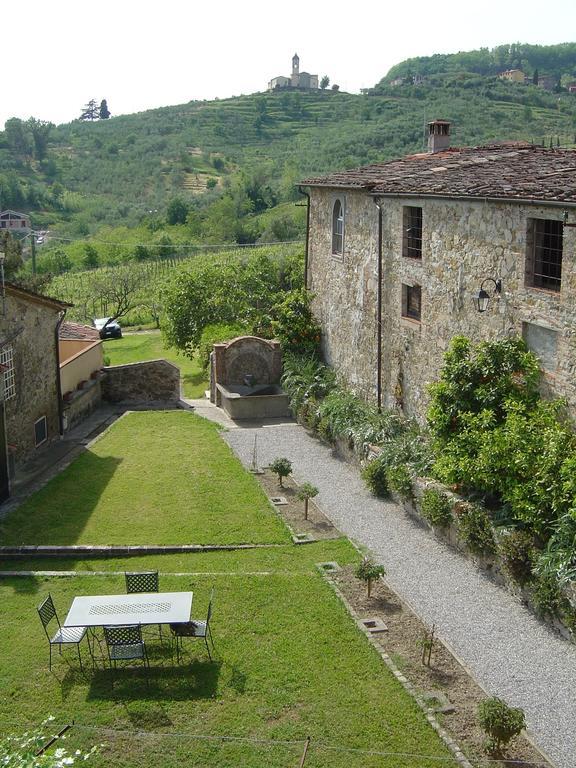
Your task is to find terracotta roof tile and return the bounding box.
[59,321,100,341]
[301,144,576,203]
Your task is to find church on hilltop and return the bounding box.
[268,54,319,92]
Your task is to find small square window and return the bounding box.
[522,322,558,372]
[526,218,563,292]
[34,416,47,447]
[402,206,422,259]
[402,284,421,322]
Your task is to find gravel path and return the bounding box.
[223,421,575,768]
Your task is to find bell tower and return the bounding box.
[292,53,300,76]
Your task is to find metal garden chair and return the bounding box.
[103,624,149,674]
[124,571,159,594]
[170,588,215,663]
[125,570,163,640]
[37,593,89,671]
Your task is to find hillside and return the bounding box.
[379,42,576,84]
[1,41,576,271]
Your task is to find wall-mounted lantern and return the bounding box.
[474,278,502,313]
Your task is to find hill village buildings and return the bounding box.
[268,54,319,92]
[301,121,576,422]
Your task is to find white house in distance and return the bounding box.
[0,210,30,232]
[268,54,319,91]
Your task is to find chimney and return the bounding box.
[428,120,451,153]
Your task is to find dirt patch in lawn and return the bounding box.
[254,470,551,768]
[259,470,340,540]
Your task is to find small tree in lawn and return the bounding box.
[355,557,386,597]
[296,482,319,520]
[478,697,526,755]
[269,457,292,488]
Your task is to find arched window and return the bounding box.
[332,199,344,256]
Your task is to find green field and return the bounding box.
[0,411,287,546]
[104,332,208,399]
[0,410,453,767]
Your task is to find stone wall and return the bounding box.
[102,359,180,403]
[308,190,379,401]
[3,292,62,465]
[308,189,576,421]
[63,380,101,431]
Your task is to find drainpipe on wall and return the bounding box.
[373,197,383,412]
[55,309,67,436]
[298,186,311,289]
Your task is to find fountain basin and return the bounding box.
[216,383,291,419]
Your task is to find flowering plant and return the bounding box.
[0,718,98,768]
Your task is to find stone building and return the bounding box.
[0,283,70,501]
[268,54,319,91]
[300,121,576,422]
[498,69,525,82]
[0,210,30,232]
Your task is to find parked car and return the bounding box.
[93,317,122,339]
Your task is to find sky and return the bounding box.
[2,0,576,129]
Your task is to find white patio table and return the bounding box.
[63,591,193,628]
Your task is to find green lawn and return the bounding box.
[104,332,207,399]
[0,412,289,546]
[0,409,454,767]
[0,552,452,767]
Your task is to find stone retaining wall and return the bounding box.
[102,359,180,403]
[63,379,101,431]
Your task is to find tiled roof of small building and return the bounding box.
[5,281,71,310]
[59,321,100,341]
[301,143,576,203]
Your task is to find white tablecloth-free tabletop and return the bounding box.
[63,591,193,628]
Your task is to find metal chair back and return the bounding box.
[104,624,143,647]
[206,588,215,626]
[125,571,159,594]
[37,594,60,638]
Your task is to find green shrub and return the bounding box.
[498,530,535,585]
[281,353,336,413]
[428,335,540,443]
[421,489,453,528]
[317,388,406,456]
[427,335,576,540]
[197,322,249,371]
[269,457,292,488]
[271,289,321,357]
[298,397,320,431]
[477,697,526,754]
[386,464,413,500]
[317,416,333,443]
[531,571,564,617]
[456,503,495,555]
[362,458,389,498]
[377,425,433,477]
[355,556,386,597]
[296,481,319,520]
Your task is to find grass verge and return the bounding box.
[0,411,289,546]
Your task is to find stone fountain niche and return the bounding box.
[210,336,291,419]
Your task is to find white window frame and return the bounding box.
[331,198,344,257]
[0,345,15,400]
